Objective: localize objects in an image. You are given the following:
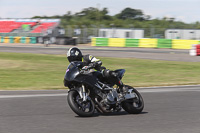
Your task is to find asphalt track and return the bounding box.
[0,44,200,133]
[0,86,200,133]
[0,43,200,62]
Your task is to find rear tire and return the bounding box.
[122,86,144,114]
[67,90,95,117]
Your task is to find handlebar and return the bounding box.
[80,66,93,74]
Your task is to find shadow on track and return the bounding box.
[75,111,148,118]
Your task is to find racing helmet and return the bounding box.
[67,47,83,62]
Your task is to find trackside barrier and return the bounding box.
[14,37,21,43]
[157,39,172,48]
[9,36,14,43]
[125,39,139,47]
[4,37,10,43]
[91,38,96,46]
[96,38,109,46]
[25,37,30,43]
[20,37,26,43]
[139,38,157,48]
[190,44,200,56]
[92,38,200,49]
[0,36,4,43]
[0,36,37,44]
[30,37,37,44]
[197,45,200,56]
[172,40,199,49]
[108,38,126,47]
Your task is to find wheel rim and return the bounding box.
[131,90,142,108]
[73,94,93,113]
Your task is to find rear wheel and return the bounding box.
[67,90,95,117]
[122,86,144,114]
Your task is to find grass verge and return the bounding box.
[0,52,200,90]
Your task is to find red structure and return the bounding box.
[190,44,200,56]
[196,45,200,56]
[0,21,36,33]
[0,19,58,33]
[31,22,56,33]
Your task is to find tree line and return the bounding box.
[32,7,200,29]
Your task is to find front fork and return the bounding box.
[74,84,89,102]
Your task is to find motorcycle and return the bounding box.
[64,61,144,117]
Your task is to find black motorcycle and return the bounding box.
[64,61,144,117]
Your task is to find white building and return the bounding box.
[165,29,200,40]
[99,28,144,38]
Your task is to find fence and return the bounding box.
[1,24,200,44]
[63,26,200,44]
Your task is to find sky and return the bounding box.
[0,0,200,23]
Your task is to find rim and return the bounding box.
[131,90,141,108]
[73,93,93,113]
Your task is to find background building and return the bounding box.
[99,28,144,38]
[165,29,200,40]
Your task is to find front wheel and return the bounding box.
[67,90,95,117]
[122,86,144,114]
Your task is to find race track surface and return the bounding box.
[0,43,200,62]
[0,86,200,133]
[0,44,200,133]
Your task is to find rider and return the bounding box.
[67,47,102,71]
[66,47,124,92]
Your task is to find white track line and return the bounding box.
[0,94,67,99]
[0,87,199,99]
[139,87,200,93]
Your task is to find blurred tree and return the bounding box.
[75,7,97,20]
[31,6,198,31]
[63,11,72,20]
[116,8,145,20]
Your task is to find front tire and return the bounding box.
[67,90,95,117]
[122,86,144,114]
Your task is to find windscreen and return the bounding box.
[65,62,82,81]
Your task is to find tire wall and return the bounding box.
[0,36,37,44]
[92,37,200,49]
[0,36,76,45]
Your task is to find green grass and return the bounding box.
[0,52,200,90]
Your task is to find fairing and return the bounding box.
[64,61,101,88]
[115,69,125,79]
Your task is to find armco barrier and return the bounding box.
[1,36,4,43]
[14,37,21,43]
[139,39,157,48]
[20,37,26,43]
[0,36,37,44]
[157,39,172,48]
[4,37,9,43]
[108,38,125,47]
[172,39,199,49]
[91,38,96,46]
[26,37,30,43]
[125,39,139,47]
[96,38,108,46]
[9,36,14,43]
[30,37,37,44]
[92,38,200,50]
